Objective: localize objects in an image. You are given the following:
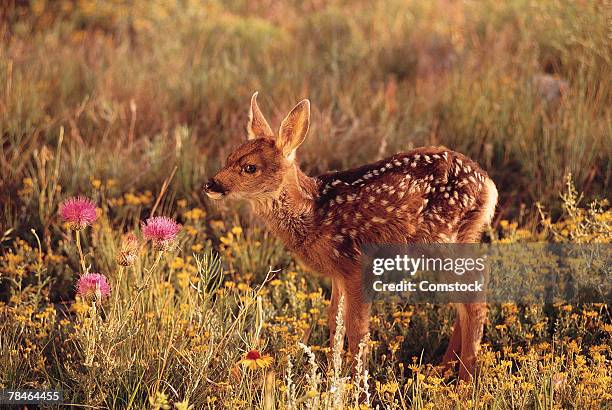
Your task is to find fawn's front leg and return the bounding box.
[328,277,345,349]
[344,281,371,360]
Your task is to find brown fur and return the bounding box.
[205,93,498,380]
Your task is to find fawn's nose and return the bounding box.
[203,179,216,192]
[204,178,225,197]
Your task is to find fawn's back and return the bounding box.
[307,146,496,273]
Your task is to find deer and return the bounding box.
[204,92,498,381]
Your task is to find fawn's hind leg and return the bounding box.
[441,315,462,373]
[451,177,496,380]
[457,303,487,381]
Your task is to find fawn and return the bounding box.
[204,93,498,380]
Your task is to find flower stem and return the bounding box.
[133,252,163,296]
[113,266,125,313]
[149,251,163,273]
[75,229,87,274]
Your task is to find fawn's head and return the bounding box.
[204,92,310,201]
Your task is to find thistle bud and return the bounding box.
[116,232,140,266]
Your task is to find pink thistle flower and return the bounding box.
[76,273,110,300]
[59,196,97,230]
[141,216,181,251]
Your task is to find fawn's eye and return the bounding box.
[243,164,257,174]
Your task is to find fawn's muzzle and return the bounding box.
[204,178,226,199]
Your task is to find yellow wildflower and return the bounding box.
[239,350,273,370]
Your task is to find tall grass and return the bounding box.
[1,0,610,236]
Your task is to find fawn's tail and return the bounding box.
[457,178,498,242]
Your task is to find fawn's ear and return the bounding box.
[247,92,274,140]
[277,99,310,160]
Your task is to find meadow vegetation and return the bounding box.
[0,0,610,408]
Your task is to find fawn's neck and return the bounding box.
[252,166,318,248]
